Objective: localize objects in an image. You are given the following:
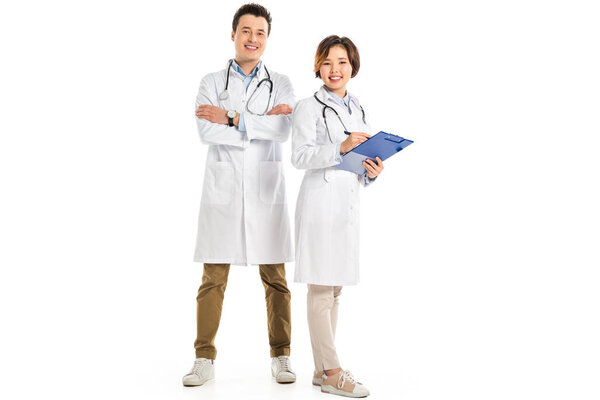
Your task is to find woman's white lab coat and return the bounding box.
[193,60,295,265]
[291,86,375,285]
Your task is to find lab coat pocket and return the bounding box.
[259,161,285,204]
[201,161,234,205]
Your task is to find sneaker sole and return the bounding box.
[274,375,296,383]
[321,384,369,398]
[182,379,212,387]
[182,374,214,387]
[312,378,323,386]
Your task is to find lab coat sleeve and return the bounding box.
[242,74,295,143]
[359,172,377,187]
[195,74,248,148]
[356,104,377,186]
[291,100,343,170]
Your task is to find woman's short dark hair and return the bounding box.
[232,3,272,36]
[314,35,360,78]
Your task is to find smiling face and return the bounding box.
[231,14,268,65]
[319,45,353,95]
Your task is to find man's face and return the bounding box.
[232,14,268,64]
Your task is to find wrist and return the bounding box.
[226,109,237,126]
[233,113,240,127]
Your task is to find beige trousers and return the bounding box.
[307,284,343,371]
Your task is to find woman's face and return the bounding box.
[319,45,353,93]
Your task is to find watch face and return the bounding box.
[227,110,236,118]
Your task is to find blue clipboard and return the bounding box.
[334,131,413,175]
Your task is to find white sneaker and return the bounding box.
[182,358,215,386]
[271,356,296,383]
[321,370,369,398]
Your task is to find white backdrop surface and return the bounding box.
[1,1,599,399]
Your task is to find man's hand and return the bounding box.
[267,104,293,115]
[196,105,228,125]
[340,132,371,154]
[363,157,384,179]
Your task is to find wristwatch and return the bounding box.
[227,110,237,127]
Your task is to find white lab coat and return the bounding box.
[291,86,375,286]
[193,60,295,265]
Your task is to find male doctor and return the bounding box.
[182,3,296,387]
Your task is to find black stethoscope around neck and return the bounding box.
[219,60,274,115]
[313,92,366,143]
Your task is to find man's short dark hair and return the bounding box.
[232,3,272,36]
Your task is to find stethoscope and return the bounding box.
[219,60,273,115]
[313,92,366,143]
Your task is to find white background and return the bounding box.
[1,0,599,399]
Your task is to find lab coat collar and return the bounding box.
[316,85,361,113]
[226,59,268,81]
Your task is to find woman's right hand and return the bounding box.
[340,132,371,154]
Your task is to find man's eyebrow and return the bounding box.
[240,26,266,32]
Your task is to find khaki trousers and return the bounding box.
[194,263,291,359]
[307,284,343,371]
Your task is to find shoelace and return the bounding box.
[337,370,358,389]
[192,358,212,374]
[276,356,290,372]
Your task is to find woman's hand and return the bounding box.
[362,157,384,179]
[340,132,370,154]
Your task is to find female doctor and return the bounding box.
[291,35,383,398]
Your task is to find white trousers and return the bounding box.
[307,284,343,371]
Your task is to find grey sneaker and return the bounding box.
[182,358,215,386]
[271,356,296,383]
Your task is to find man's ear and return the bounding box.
[231,31,235,41]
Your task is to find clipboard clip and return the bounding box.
[384,135,403,143]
